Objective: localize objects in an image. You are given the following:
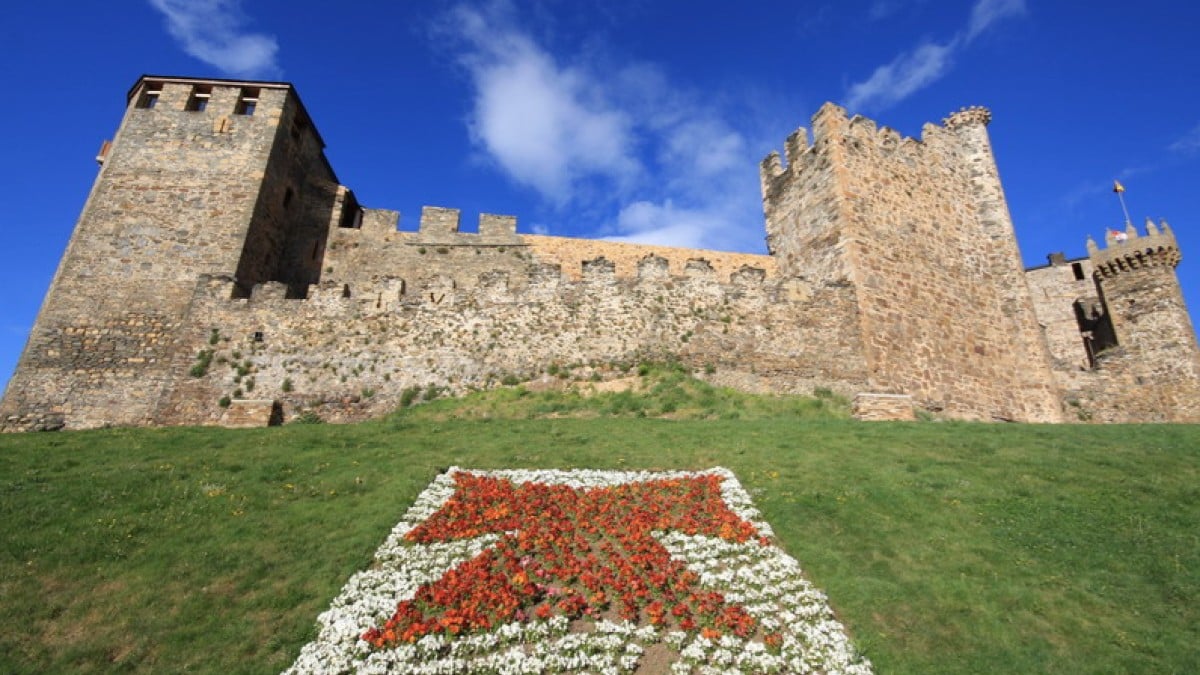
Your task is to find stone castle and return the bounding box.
[3,74,1199,431]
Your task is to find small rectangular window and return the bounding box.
[137,82,162,109]
[235,87,259,116]
[186,84,212,112]
[291,116,309,142]
[1071,262,1085,280]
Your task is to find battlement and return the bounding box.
[1087,218,1181,277]
[942,106,992,130]
[6,76,1197,430]
[409,206,525,246]
[227,254,772,307]
[759,102,980,193]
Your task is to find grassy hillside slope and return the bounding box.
[1,375,1197,673]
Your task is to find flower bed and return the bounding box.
[285,468,871,674]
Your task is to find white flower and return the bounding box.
[283,468,871,674]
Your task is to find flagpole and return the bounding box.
[1113,180,1132,227]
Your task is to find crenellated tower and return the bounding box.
[0,75,355,429]
[4,75,1196,430]
[760,103,1062,421]
[1081,219,1200,420]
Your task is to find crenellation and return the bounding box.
[418,206,461,235]
[942,106,992,130]
[582,256,617,282]
[478,213,517,239]
[731,265,767,286]
[360,208,400,237]
[809,101,849,144]
[684,259,715,277]
[250,281,289,302]
[783,128,809,169]
[3,74,1196,430]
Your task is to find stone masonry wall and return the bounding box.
[1025,257,1099,371]
[0,78,340,429]
[5,75,1198,430]
[1,80,283,426]
[153,255,870,426]
[762,103,1061,422]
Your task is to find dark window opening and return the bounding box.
[342,284,351,298]
[253,331,264,342]
[235,87,259,116]
[338,191,363,229]
[1073,298,1118,368]
[283,187,294,208]
[1071,262,1085,280]
[137,82,162,109]
[186,84,212,112]
[290,116,309,142]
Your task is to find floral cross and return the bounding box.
[364,472,769,648]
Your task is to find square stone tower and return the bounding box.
[1,76,345,429]
[760,104,1062,422]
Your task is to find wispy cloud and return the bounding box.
[439,3,763,251]
[147,0,280,78]
[845,0,1026,112]
[1169,122,1200,155]
[965,0,1026,42]
[845,42,954,112]
[868,0,930,21]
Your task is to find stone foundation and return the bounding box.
[852,393,916,421]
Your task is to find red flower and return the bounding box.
[363,473,766,648]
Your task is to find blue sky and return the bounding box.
[2,1,1199,394]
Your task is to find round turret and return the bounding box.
[943,106,992,130]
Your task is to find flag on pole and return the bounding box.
[1113,180,1125,193]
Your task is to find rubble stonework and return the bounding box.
[2,75,1198,430]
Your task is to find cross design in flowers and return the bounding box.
[364,472,773,648]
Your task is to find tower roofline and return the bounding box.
[126,74,328,150]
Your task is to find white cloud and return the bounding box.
[147,0,280,78]
[966,0,1027,42]
[846,42,954,112]
[444,4,639,202]
[844,0,1025,112]
[1169,122,1200,154]
[440,4,764,252]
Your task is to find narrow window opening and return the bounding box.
[137,82,162,109]
[291,116,309,142]
[253,331,264,342]
[235,87,259,115]
[342,284,351,299]
[338,192,363,229]
[1071,262,1085,280]
[283,187,294,208]
[186,84,212,112]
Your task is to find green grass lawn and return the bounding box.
[1,377,1197,673]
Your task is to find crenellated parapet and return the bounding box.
[942,106,992,130]
[17,74,1197,429]
[1086,218,1182,278]
[759,102,984,197]
[408,206,526,247]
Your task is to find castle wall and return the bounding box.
[152,258,869,426]
[1072,226,1200,422]
[238,95,341,294]
[0,77,340,429]
[5,74,1197,430]
[761,104,1061,421]
[1025,257,1099,371]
